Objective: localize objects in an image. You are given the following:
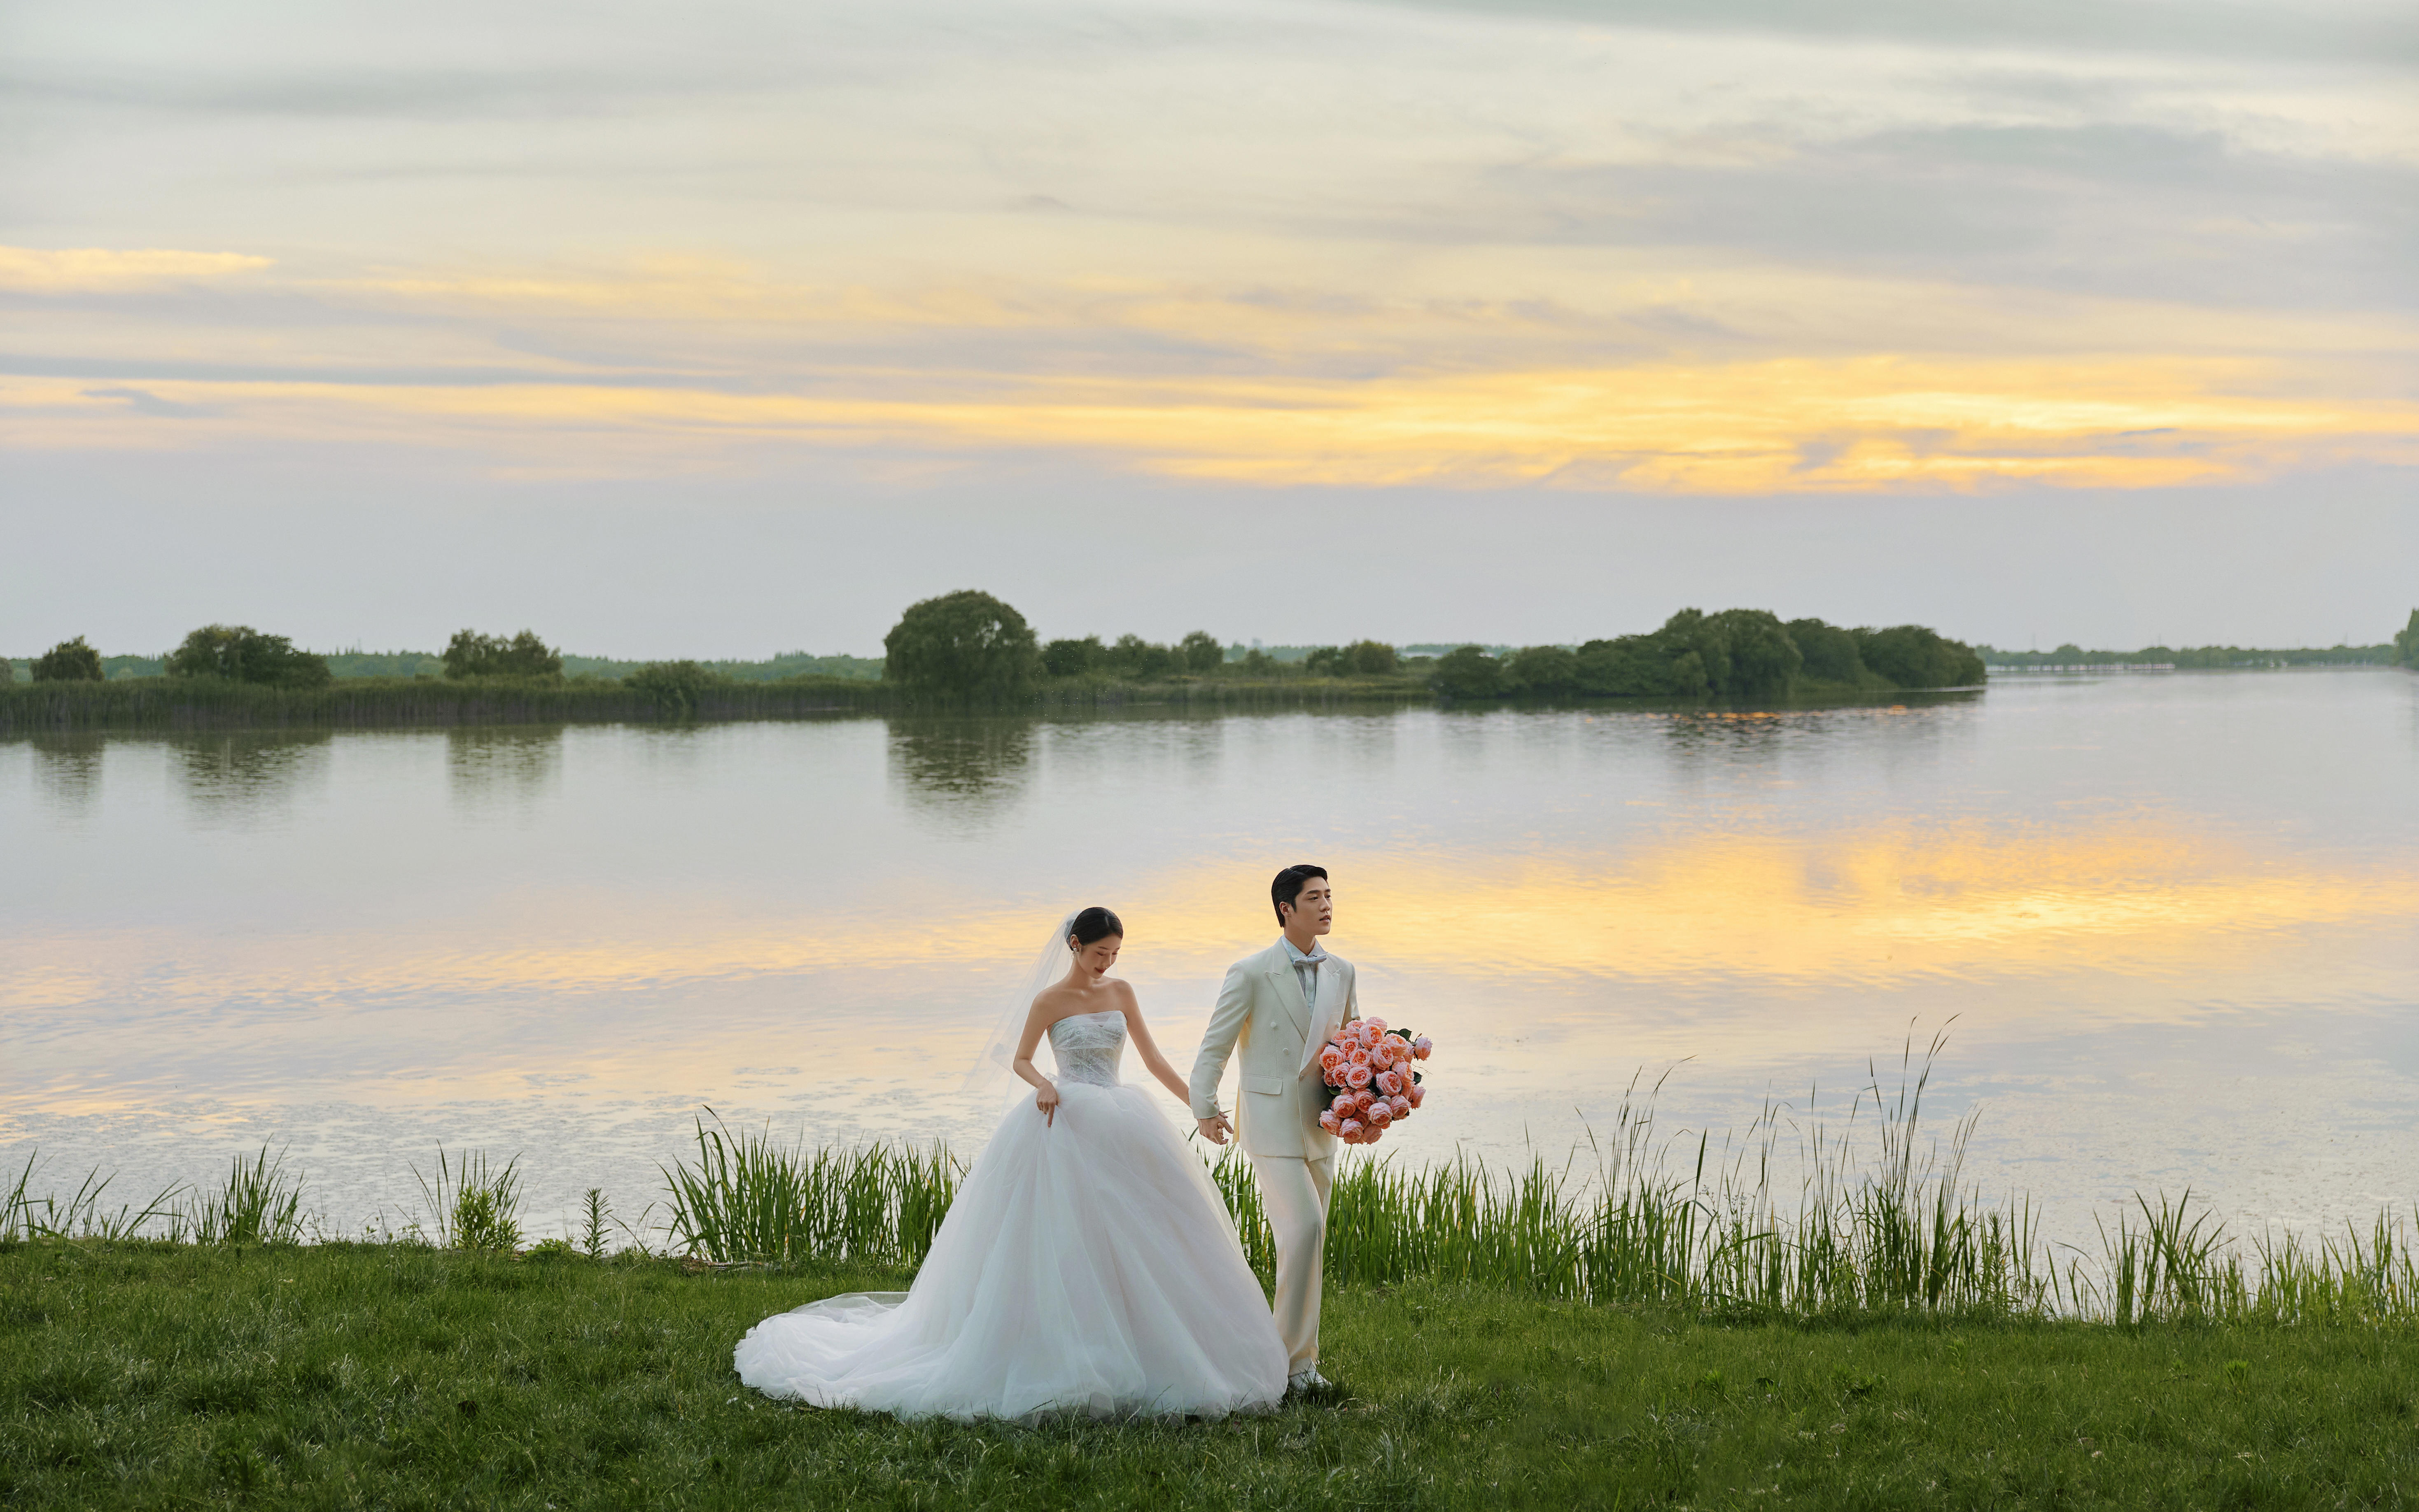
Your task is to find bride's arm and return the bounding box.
[1010,997,1062,1125]
[1119,990,1193,1106]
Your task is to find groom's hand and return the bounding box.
[1196,1114,1232,1146]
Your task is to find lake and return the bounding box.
[5,670,2416,1252]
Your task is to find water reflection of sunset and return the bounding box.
[10,820,2407,1024]
[1325,824,2418,989]
[7,681,2417,1249]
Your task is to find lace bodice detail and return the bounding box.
[1048,1010,1127,1087]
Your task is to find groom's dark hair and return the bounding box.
[1271,864,1328,925]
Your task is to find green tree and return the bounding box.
[1573,636,1675,696]
[164,625,332,688]
[1106,634,1174,680]
[1303,646,1344,676]
[2394,610,2419,668]
[442,629,563,680]
[624,660,725,716]
[882,590,1040,700]
[1703,609,1802,695]
[1042,636,1106,678]
[1854,625,1985,688]
[1656,609,1729,692]
[1500,645,1577,695]
[31,637,105,682]
[1432,645,1500,698]
[1179,630,1224,674]
[1343,640,1399,676]
[1786,618,1866,684]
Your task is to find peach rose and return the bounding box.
[1389,1094,1411,1118]
[1328,1092,1352,1115]
[1412,1036,1433,1059]
[1318,1109,1341,1134]
[1339,1118,1364,1141]
[1365,1017,1388,1034]
[1367,1101,1393,1127]
[1375,1070,1402,1097]
[1319,1045,1345,1070]
[1346,1064,1373,1089]
[1362,1124,1383,1143]
[1406,1083,1424,1108]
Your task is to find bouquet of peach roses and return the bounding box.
[1316,1017,1432,1146]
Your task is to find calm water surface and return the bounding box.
[6,672,2417,1248]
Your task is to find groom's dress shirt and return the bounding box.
[1283,938,1330,1015]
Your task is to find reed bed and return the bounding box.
[659,1114,962,1267]
[641,1043,2419,1328]
[0,672,1432,733]
[177,1146,306,1245]
[0,675,886,732]
[13,1052,2419,1329]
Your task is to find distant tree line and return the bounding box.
[2397,611,2419,669]
[1431,610,1984,700]
[879,590,1420,700]
[1983,640,2399,669]
[1041,630,1225,680]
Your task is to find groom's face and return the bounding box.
[1284,877,1334,936]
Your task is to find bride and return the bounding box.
[733,907,1290,1420]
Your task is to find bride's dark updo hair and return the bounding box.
[1067,906,1123,947]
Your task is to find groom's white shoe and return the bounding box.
[1288,1366,1332,1394]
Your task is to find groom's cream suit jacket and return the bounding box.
[1189,940,1357,1159]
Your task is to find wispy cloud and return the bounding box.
[1,0,2410,496]
[0,247,272,292]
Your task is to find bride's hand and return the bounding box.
[1034,1079,1061,1126]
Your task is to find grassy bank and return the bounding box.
[652,1086,2419,1330]
[0,673,1437,733]
[4,1242,2414,1510]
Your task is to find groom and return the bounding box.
[1190,863,1354,1393]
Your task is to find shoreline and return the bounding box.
[0,674,1988,734]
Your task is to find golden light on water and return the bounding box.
[12,821,2411,1037]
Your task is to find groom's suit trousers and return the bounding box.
[1251,1151,1333,1374]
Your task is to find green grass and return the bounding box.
[4,1241,2417,1509]
[640,1054,2419,1329]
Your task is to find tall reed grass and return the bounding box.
[2,1151,180,1242]
[648,1038,2419,1328]
[410,1147,525,1252]
[13,1045,2419,1330]
[177,1146,306,1245]
[658,1113,961,1267]
[0,676,885,733]
[0,672,1429,733]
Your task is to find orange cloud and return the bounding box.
[8,353,2409,493]
[0,245,273,291]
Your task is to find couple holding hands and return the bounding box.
[735,865,1367,1420]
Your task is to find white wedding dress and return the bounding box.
[733,1009,1289,1420]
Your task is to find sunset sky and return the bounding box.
[5,0,2414,656]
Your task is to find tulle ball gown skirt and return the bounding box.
[733,1080,1289,1422]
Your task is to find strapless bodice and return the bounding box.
[1047,1010,1126,1087]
